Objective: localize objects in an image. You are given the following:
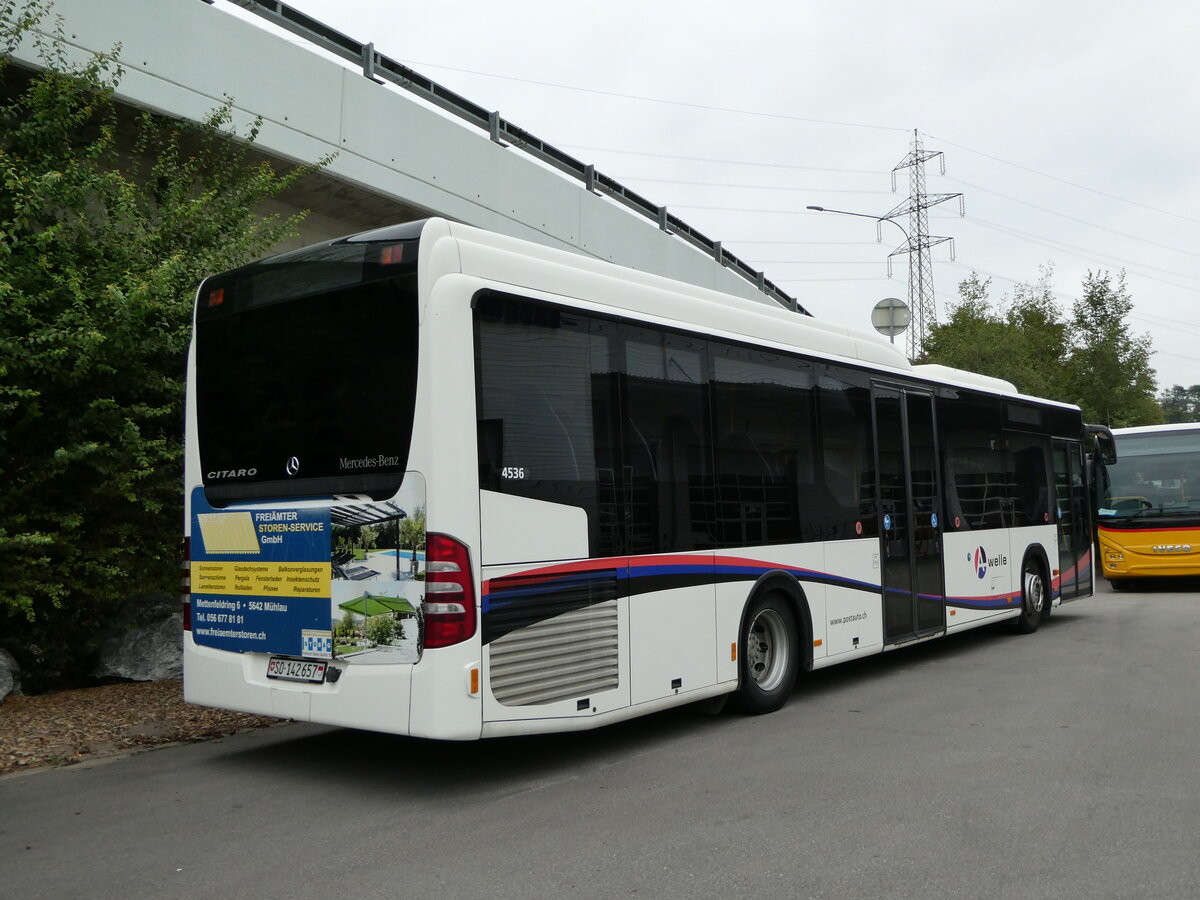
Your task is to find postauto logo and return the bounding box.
[973,546,988,580]
[970,546,1008,579]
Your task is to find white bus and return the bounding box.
[183,218,1095,739]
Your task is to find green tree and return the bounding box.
[335,610,357,640]
[1066,271,1162,428]
[923,269,1070,397]
[1159,384,1200,424]
[364,614,397,646]
[399,506,426,575]
[0,1,327,687]
[922,273,1011,375]
[925,267,1162,428]
[359,525,379,554]
[1002,267,1072,400]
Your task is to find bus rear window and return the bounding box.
[195,274,418,504]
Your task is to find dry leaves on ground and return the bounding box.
[0,678,280,775]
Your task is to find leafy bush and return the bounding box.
[0,1,327,688]
[334,611,357,639]
[364,615,397,646]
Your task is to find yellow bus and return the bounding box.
[1095,423,1200,587]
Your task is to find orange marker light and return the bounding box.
[207,287,224,307]
[731,642,737,662]
[470,667,479,695]
[813,638,823,647]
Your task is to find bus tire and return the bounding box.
[1014,558,1046,634]
[732,592,799,714]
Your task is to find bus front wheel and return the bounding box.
[1014,560,1046,634]
[732,593,799,714]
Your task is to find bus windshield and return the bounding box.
[1099,427,1200,520]
[195,237,420,503]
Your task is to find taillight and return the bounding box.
[379,243,407,265]
[182,536,192,632]
[423,533,476,648]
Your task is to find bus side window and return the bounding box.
[621,327,712,553]
[817,368,877,538]
[475,294,601,549]
[1007,432,1052,528]
[938,392,1006,531]
[710,343,814,547]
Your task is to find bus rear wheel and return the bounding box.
[1014,560,1045,634]
[732,593,799,714]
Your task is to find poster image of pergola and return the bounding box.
[338,593,418,618]
[330,498,412,581]
[334,592,420,659]
[196,512,260,554]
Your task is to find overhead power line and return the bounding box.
[681,206,1200,291]
[963,217,1200,290]
[669,205,813,214]
[616,175,893,195]
[1152,348,1200,362]
[945,261,1074,301]
[940,264,1200,365]
[944,259,1200,325]
[774,276,893,284]
[943,178,1200,260]
[1130,310,1200,338]
[750,260,896,265]
[726,239,881,245]
[618,168,1200,263]
[562,145,882,175]
[923,132,1200,226]
[397,62,1197,229]
[401,58,911,133]
[343,54,1197,235]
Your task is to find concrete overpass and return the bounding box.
[9,0,807,314]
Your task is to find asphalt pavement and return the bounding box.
[2,577,1199,900]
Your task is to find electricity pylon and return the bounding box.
[880,130,964,359]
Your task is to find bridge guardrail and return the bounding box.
[229,0,805,314]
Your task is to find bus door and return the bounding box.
[873,385,945,643]
[1053,439,1091,599]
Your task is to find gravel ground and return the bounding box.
[0,679,280,776]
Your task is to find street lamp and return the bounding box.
[809,199,958,361]
[807,204,920,356]
[805,205,912,253]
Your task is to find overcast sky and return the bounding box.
[223,0,1200,391]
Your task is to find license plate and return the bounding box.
[266,656,327,683]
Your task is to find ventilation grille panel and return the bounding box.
[490,599,619,706]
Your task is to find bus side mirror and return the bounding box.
[1086,424,1117,465]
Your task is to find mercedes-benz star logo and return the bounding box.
[285,456,300,476]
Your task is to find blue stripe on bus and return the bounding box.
[482,555,1027,627]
